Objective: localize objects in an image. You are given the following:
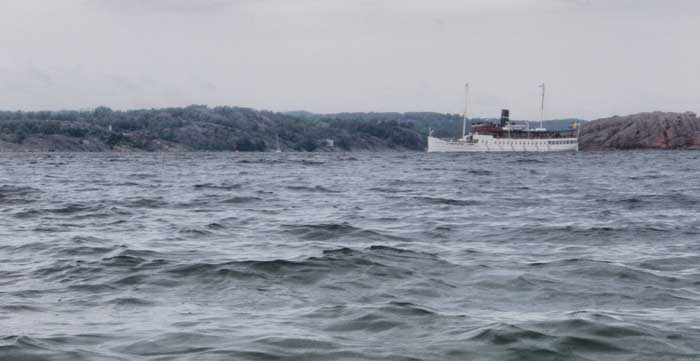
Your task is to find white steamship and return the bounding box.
[427,84,579,153]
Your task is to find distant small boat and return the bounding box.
[275,135,282,153]
[427,83,580,152]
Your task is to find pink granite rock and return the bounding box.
[580,112,700,150]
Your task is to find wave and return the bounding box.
[53,245,118,257]
[284,222,362,236]
[512,158,547,164]
[627,174,665,180]
[1,241,51,253]
[387,179,431,186]
[507,224,671,241]
[25,244,449,293]
[469,323,554,345]
[637,256,700,271]
[527,258,683,285]
[540,317,648,338]
[237,159,285,164]
[193,183,243,191]
[282,223,408,242]
[0,185,40,204]
[414,196,481,206]
[178,228,213,236]
[316,301,439,335]
[254,337,340,350]
[0,304,46,313]
[111,332,222,357]
[285,185,340,193]
[466,169,493,176]
[30,247,168,285]
[127,172,157,180]
[106,297,156,306]
[12,209,43,219]
[164,246,443,288]
[462,319,658,359]
[379,301,437,316]
[206,222,226,230]
[323,314,405,333]
[119,197,169,209]
[166,257,336,286]
[300,159,326,166]
[221,196,262,204]
[595,193,700,209]
[367,187,410,194]
[48,203,102,215]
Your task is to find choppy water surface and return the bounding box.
[2,151,700,361]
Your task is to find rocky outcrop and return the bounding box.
[580,112,700,150]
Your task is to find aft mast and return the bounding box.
[539,83,546,130]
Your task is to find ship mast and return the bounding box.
[539,83,546,130]
[462,83,469,139]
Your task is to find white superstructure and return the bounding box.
[427,83,579,153]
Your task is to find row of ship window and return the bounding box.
[483,140,576,145]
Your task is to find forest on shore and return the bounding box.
[0,105,581,152]
[0,106,451,152]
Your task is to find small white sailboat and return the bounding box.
[427,83,579,152]
[275,135,282,153]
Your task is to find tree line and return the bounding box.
[0,106,462,151]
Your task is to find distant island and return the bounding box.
[0,106,698,152]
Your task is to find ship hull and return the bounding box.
[427,136,578,153]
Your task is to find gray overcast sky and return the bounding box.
[1,0,698,119]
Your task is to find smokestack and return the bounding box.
[500,109,510,127]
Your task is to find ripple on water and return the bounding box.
[2,152,700,361]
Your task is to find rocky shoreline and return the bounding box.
[579,112,700,151]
